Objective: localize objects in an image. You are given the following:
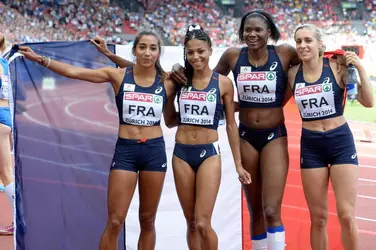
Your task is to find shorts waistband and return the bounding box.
[239,123,286,132]
[117,136,164,145]
[175,141,218,148]
[0,107,10,111]
[302,122,349,135]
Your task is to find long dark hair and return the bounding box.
[132,30,165,81]
[183,25,212,85]
[238,10,281,43]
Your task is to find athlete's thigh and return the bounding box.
[107,169,138,220]
[172,155,197,219]
[301,168,329,214]
[195,155,221,218]
[138,170,166,216]
[240,139,261,209]
[330,164,358,214]
[260,137,289,205]
[0,124,11,172]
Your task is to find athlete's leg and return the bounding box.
[260,136,289,249]
[172,155,202,250]
[301,168,329,250]
[99,170,138,250]
[0,124,13,204]
[137,171,166,250]
[330,164,359,250]
[240,138,266,247]
[195,155,221,250]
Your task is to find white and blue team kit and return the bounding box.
[293,58,358,168]
[173,72,223,171]
[110,66,168,173]
[233,45,288,152]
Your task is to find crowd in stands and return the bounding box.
[1,0,375,47]
[1,0,139,44]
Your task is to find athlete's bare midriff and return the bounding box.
[239,107,285,129]
[118,124,163,140]
[302,116,347,132]
[175,125,218,145]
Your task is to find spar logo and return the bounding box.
[266,72,276,81]
[124,93,154,102]
[238,72,266,81]
[295,85,323,97]
[323,84,331,92]
[154,95,163,104]
[238,71,275,81]
[181,92,207,101]
[207,93,216,102]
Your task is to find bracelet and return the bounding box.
[46,57,51,68]
[38,56,51,68]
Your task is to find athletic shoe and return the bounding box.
[0,224,14,236]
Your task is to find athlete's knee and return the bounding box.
[186,219,198,233]
[139,212,156,231]
[250,208,264,225]
[337,208,356,229]
[263,203,281,225]
[310,209,328,230]
[196,215,212,235]
[107,215,125,234]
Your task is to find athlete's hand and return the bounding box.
[236,166,252,185]
[90,35,111,55]
[18,46,39,62]
[170,63,187,85]
[344,51,362,69]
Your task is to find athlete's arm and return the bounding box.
[282,82,293,107]
[19,46,119,85]
[342,52,374,107]
[220,75,251,185]
[213,47,239,76]
[163,79,179,128]
[90,36,134,68]
[285,64,299,106]
[170,63,187,85]
[277,43,300,67]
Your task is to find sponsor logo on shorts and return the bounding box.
[161,163,167,168]
[111,162,116,168]
[267,133,274,140]
[351,153,357,159]
[200,150,206,158]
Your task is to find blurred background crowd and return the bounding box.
[1,0,375,48]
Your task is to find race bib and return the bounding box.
[237,71,277,103]
[179,88,217,125]
[295,82,336,119]
[122,92,164,126]
[0,75,9,98]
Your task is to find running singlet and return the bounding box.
[293,58,344,121]
[233,45,287,108]
[0,58,10,100]
[115,66,167,126]
[177,72,223,130]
